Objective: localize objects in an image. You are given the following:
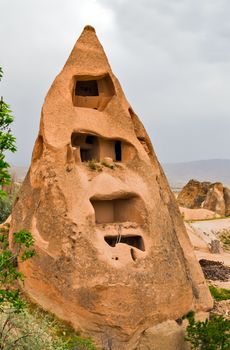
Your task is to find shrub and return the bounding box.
[0,194,12,223]
[219,229,230,251]
[186,312,230,350]
[86,160,102,172]
[101,161,115,169]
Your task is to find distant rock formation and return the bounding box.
[178,179,230,216]
[224,187,230,216]
[10,26,212,349]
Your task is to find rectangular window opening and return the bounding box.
[115,141,122,161]
[75,80,99,96]
[104,235,145,251]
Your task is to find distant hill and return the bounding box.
[162,159,230,189]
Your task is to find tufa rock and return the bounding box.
[177,179,211,209]
[224,187,230,217]
[138,320,189,350]
[10,26,212,349]
[178,179,230,217]
[203,182,225,216]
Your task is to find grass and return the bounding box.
[101,161,115,169]
[218,229,230,251]
[86,159,102,172]
[86,159,119,171]
[209,285,230,301]
[0,301,98,350]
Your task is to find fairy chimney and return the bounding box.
[10,26,213,349]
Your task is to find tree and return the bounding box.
[0,67,16,198]
[0,67,35,349]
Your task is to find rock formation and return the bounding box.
[203,182,226,215]
[178,179,230,217]
[224,187,230,217]
[177,180,211,209]
[10,26,212,349]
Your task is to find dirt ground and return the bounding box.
[185,215,230,318]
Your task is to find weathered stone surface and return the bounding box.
[209,239,221,254]
[10,26,212,349]
[224,187,230,217]
[138,320,190,350]
[203,182,226,216]
[178,180,230,217]
[177,180,211,209]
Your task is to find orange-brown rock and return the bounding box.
[224,187,230,217]
[178,179,230,217]
[10,26,212,349]
[177,179,211,209]
[203,182,226,216]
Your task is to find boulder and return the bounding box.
[203,183,225,216]
[177,180,211,209]
[224,187,230,217]
[138,320,189,350]
[178,180,230,217]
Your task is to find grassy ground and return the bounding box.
[209,285,230,301]
[0,301,97,350]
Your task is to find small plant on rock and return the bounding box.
[86,159,102,172]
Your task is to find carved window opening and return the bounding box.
[71,133,99,162]
[90,197,144,224]
[104,235,145,251]
[115,141,121,161]
[73,74,115,110]
[75,80,99,96]
[71,132,132,163]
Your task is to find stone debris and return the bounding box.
[199,259,230,281]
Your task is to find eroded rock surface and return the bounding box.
[10,26,212,349]
[178,179,230,216]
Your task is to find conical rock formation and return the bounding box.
[10,26,213,349]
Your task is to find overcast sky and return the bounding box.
[1,0,230,166]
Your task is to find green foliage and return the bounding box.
[219,229,230,251]
[0,305,97,350]
[54,336,97,350]
[186,313,230,350]
[0,195,12,223]
[0,226,96,349]
[0,229,35,313]
[0,66,16,197]
[101,161,115,169]
[209,285,230,301]
[86,159,102,171]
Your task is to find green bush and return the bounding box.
[186,313,230,350]
[86,159,102,172]
[209,285,230,301]
[219,229,230,251]
[0,194,12,223]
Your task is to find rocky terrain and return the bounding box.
[175,179,230,320]
[184,215,230,319]
[177,179,230,216]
